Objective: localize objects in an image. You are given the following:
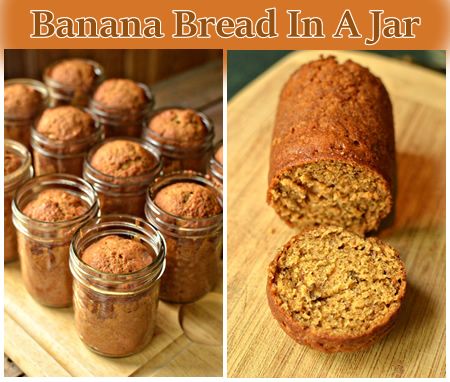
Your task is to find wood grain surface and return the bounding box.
[4,59,223,377]
[227,50,445,378]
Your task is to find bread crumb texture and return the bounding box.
[270,161,391,235]
[269,226,406,337]
[81,235,153,274]
[155,182,222,219]
[90,140,155,178]
[23,189,88,222]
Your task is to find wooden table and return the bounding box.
[4,59,223,377]
[227,51,445,378]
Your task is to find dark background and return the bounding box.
[227,50,446,99]
[4,49,222,85]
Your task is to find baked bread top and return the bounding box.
[4,83,43,119]
[36,106,95,141]
[154,182,222,218]
[23,189,88,222]
[90,139,156,178]
[81,235,153,274]
[93,78,147,111]
[49,59,96,92]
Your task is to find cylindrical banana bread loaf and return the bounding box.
[268,56,395,234]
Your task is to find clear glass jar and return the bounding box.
[83,137,162,218]
[69,215,166,357]
[43,59,104,108]
[208,140,223,188]
[142,107,214,174]
[12,174,99,307]
[31,114,104,177]
[145,171,223,303]
[89,83,154,138]
[4,79,49,148]
[5,140,34,263]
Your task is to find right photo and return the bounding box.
[227,50,445,378]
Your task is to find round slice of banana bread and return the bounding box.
[267,226,406,353]
[268,56,395,235]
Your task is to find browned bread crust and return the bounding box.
[36,106,95,141]
[268,56,395,234]
[81,235,153,274]
[147,108,208,147]
[90,139,156,178]
[267,226,406,353]
[49,59,96,92]
[23,189,88,222]
[93,78,147,112]
[154,182,222,219]
[4,83,43,119]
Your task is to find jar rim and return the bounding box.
[69,214,166,293]
[88,81,155,121]
[12,173,99,230]
[5,139,34,191]
[43,58,105,95]
[4,78,49,121]
[142,106,215,154]
[145,171,223,234]
[83,136,163,189]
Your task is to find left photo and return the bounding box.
[4,49,224,377]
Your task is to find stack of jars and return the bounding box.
[4,57,223,358]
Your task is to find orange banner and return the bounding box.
[2,0,448,49]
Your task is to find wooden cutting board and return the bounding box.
[4,60,224,377]
[227,50,445,378]
[5,262,223,377]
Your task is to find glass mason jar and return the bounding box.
[12,174,99,307]
[31,115,104,177]
[208,140,223,188]
[69,215,166,357]
[5,140,34,263]
[83,137,162,218]
[89,83,155,138]
[43,59,105,108]
[145,171,223,303]
[142,107,215,174]
[4,79,49,148]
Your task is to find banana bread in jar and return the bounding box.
[31,106,104,177]
[83,137,162,218]
[208,140,223,188]
[4,79,49,148]
[145,171,223,303]
[89,79,154,138]
[44,58,104,107]
[12,174,99,307]
[70,215,166,357]
[4,140,34,263]
[143,107,214,173]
